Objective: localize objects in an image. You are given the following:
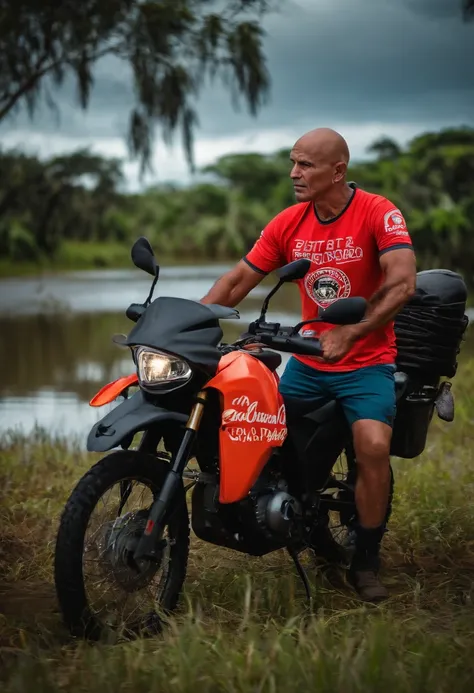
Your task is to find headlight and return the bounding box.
[135,346,192,392]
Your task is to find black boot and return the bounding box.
[347,525,388,602]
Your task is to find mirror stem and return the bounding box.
[145,275,159,306]
[290,317,322,336]
[259,280,283,322]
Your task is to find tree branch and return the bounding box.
[0,54,54,121]
[0,43,120,122]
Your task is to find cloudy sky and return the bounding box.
[1,0,473,190]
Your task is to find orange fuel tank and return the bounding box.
[205,351,287,504]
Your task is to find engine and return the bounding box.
[191,474,304,556]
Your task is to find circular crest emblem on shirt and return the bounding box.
[304,267,351,309]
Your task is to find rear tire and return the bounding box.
[54,450,189,640]
[315,452,394,565]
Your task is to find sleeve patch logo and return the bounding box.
[384,208,407,235]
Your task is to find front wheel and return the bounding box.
[54,450,189,640]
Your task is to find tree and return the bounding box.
[0,0,273,173]
[204,152,287,201]
[464,0,474,20]
[0,147,125,257]
[367,137,401,162]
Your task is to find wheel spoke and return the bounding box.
[82,478,172,632]
[54,452,190,640]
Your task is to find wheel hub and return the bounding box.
[99,510,166,593]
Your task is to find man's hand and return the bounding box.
[319,326,357,363]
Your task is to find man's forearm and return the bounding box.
[348,277,415,340]
[200,275,241,307]
[201,261,264,307]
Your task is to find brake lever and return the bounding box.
[232,335,264,348]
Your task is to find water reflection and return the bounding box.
[0,268,471,441]
[0,266,235,316]
[0,268,301,438]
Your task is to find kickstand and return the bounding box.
[287,546,312,611]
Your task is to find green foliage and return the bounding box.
[0,1,272,172]
[1,125,474,286]
[0,147,125,258]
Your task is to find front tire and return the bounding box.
[54,450,189,640]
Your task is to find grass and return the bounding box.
[1,359,474,691]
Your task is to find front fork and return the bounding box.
[133,390,207,562]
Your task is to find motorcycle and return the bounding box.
[54,237,468,640]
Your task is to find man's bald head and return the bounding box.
[290,128,351,203]
[294,128,350,166]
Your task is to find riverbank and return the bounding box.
[1,357,473,691]
[0,241,235,279]
[0,240,472,296]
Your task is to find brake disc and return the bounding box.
[99,510,166,593]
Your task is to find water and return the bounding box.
[0,266,301,440]
[1,266,472,442]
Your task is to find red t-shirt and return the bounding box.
[244,185,414,372]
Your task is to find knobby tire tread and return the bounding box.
[54,450,189,640]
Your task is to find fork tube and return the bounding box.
[133,391,207,561]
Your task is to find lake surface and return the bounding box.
[0,266,301,441]
[0,266,472,443]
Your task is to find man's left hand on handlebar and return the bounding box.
[319,325,358,363]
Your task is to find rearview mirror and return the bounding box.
[131,236,159,277]
[275,258,311,282]
[319,297,367,325]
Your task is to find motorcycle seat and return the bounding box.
[249,349,282,372]
[303,400,339,425]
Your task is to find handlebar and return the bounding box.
[239,320,323,357]
[257,333,323,357]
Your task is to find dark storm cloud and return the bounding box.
[1,0,472,141]
[246,0,474,131]
[398,0,464,19]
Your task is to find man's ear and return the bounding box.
[333,161,347,183]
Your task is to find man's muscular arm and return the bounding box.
[200,260,265,307]
[201,211,284,307]
[347,247,416,340]
[319,248,416,363]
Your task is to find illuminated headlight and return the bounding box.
[135,346,192,391]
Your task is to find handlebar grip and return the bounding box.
[288,335,323,356]
[258,333,323,357]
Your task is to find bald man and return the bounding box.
[201,127,416,602]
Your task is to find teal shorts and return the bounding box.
[278,357,397,427]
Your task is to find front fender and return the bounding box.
[87,390,188,452]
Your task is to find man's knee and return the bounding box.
[352,420,391,463]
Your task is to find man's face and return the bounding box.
[289,143,344,202]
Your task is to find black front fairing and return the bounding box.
[124,296,238,376]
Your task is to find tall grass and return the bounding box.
[1,361,474,692]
